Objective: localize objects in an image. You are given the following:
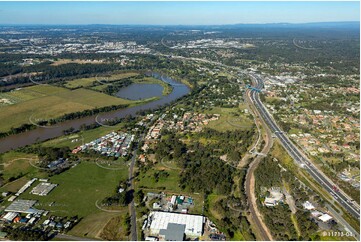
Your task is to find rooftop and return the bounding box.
[148,211,204,237]
[159,223,186,241]
[5,199,38,214]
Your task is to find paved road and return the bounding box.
[156,52,360,231]
[128,125,152,241]
[326,204,360,240]
[244,85,273,241]
[128,149,138,241]
[248,73,360,221]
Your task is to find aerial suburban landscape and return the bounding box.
[0,1,359,241]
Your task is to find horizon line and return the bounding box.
[0,21,359,26]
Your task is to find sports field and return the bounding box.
[17,161,128,217]
[3,160,130,239]
[64,72,139,89]
[0,145,129,239]
[0,85,135,133]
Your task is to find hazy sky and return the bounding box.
[0,1,359,25]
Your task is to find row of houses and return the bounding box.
[141,112,219,153]
[72,131,134,158]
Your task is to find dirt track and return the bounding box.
[244,88,274,241]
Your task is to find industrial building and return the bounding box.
[30,182,57,196]
[5,199,41,214]
[159,223,186,241]
[15,178,37,196]
[2,212,19,222]
[144,211,204,240]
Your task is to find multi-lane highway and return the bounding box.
[163,52,360,225]
[244,87,274,241]
[167,54,361,220]
[248,73,360,221]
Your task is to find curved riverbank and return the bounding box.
[0,73,190,153]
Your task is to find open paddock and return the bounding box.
[206,106,253,132]
[0,86,134,133]
[64,72,139,89]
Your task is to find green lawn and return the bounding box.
[205,194,226,221]
[89,84,110,92]
[135,162,181,192]
[0,85,67,106]
[17,162,128,218]
[206,107,253,132]
[231,230,246,241]
[0,141,129,240]
[68,210,127,239]
[289,128,302,135]
[55,88,133,107]
[0,176,29,194]
[0,151,41,181]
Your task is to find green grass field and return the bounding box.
[135,162,204,214]
[0,86,135,133]
[41,122,125,149]
[0,176,29,194]
[206,106,253,132]
[89,84,110,92]
[231,231,246,241]
[206,194,226,221]
[17,162,128,217]
[136,162,181,192]
[96,211,130,240]
[0,151,41,182]
[64,72,139,89]
[0,85,67,106]
[0,135,130,240]
[68,210,128,239]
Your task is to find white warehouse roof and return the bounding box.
[302,201,315,210]
[318,214,333,222]
[2,212,18,221]
[149,211,204,237]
